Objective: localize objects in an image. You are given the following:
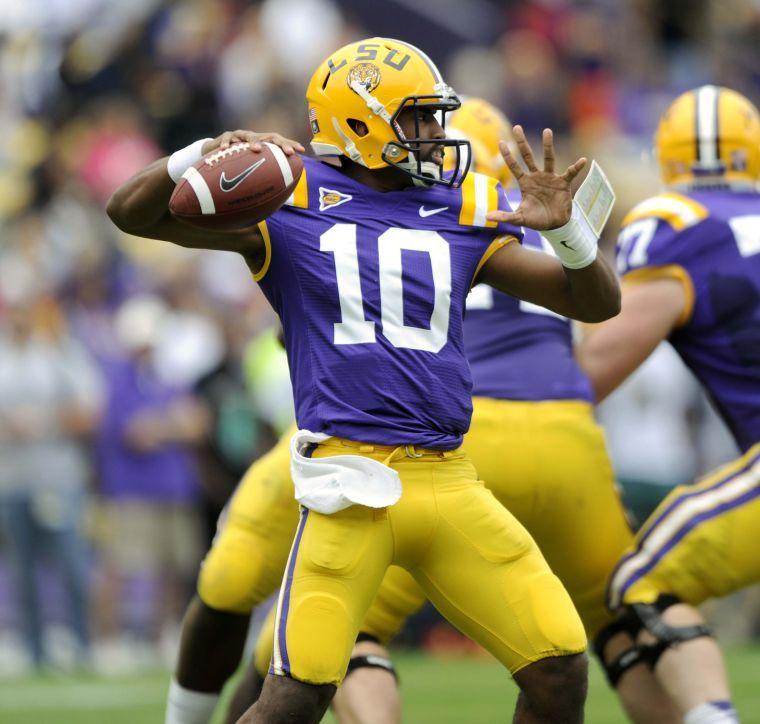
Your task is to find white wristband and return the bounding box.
[167,138,213,183]
[541,202,598,269]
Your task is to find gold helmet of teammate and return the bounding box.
[656,85,760,188]
[306,38,470,187]
[445,97,514,187]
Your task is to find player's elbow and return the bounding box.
[577,288,621,323]
[105,189,133,232]
[106,185,149,234]
[595,288,622,322]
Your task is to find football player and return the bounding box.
[108,38,620,724]
[577,85,760,724]
[229,98,677,724]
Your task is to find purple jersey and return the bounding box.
[464,195,593,402]
[257,157,520,449]
[617,190,760,452]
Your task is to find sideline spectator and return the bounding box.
[94,295,209,656]
[0,292,103,669]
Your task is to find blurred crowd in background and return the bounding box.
[0,0,756,674]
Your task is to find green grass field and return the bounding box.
[1,646,759,723]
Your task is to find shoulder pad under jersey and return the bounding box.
[458,171,504,228]
[621,191,708,232]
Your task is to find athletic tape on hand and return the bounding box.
[167,138,213,183]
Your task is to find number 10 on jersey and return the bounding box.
[320,223,452,353]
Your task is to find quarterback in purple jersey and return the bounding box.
[310,99,675,724]
[108,38,619,724]
[578,86,760,724]
[180,99,670,724]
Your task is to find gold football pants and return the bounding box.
[267,438,585,685]
[608,441,760,609]
[200,399,629,682]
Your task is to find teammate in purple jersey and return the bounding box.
[578,86,760,724]
[108,38,620,724]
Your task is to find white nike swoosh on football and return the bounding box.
[419,206,449,217]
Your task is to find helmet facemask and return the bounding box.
[382,94,472,188]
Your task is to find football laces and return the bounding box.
[205,143,251,166]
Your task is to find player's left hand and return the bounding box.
[486,126,586,230]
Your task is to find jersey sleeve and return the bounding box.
[458,172,522,239]
[615,192,710,326]
[466,179,523,284]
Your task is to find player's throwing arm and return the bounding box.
[106,130,305,266]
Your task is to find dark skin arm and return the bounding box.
[479,127,621,323]
[479,241,620,323]
[106,130,304,271]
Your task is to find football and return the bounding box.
[169,142,303,229]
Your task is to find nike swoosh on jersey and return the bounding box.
[419,206,449,217]
[219,158,267,192]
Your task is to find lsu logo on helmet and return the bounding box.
[306,38,471,187]
[347,63,382,93]
[656,85,760,188]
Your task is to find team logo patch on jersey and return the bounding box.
[347,62,381,93]
[319,187,353,211]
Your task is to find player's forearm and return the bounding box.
[106,157,176,234]
[562,253,621,323]
[480,242,620,322]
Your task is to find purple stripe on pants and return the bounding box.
[607,452,760,607]
[615,484,760,604]
[275,506,310,676]
[638,451,760,548]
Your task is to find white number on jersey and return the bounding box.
[320,224,376,344]
[616,217,658,272]
[320,223,452,353]
[729,215,760,258]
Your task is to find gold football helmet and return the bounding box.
[306,38,470,187]
[445,97,514,187]
[656,85,760,188]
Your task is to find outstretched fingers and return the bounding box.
[512,125,539,172]
[498,140,524,180]
[542,129,555,173]
[563,157,588,183]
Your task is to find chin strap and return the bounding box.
[396,151,440,186]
